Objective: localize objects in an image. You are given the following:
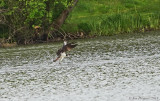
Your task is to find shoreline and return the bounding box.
[0,29,160,48]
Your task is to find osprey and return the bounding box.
[53,40,77,63]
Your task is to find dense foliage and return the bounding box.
[0,0,73,44]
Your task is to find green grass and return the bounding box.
[62,0,160,36]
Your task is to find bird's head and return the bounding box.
[63,40,67,45]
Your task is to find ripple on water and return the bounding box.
[0,31,160,101]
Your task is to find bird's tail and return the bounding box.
[53,56,60,62]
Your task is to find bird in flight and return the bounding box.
[53,40,77,63]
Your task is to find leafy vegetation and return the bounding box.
[0,0,74,44]
[63,0,160,35]
[0,0,160,45]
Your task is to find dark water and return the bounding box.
[0,31,160,101]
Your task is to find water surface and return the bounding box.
[0,31,160,101]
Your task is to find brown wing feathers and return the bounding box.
[54,41,77,62]
[64,43,77,51]
[56,42,77,56]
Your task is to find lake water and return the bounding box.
[0,31,160,101]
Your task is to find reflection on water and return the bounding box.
[0,31,160,101]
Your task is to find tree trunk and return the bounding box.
[51,0,78,33]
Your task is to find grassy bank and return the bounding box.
[62,0,160,36]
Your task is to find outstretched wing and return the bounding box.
[63,43,77,52]
[56,42,77,56]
